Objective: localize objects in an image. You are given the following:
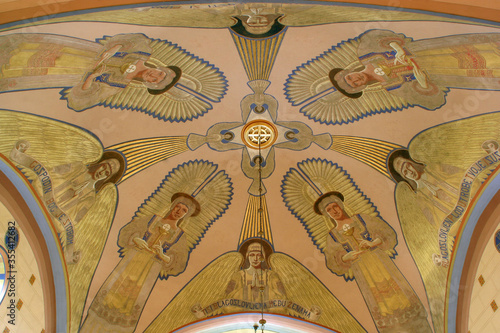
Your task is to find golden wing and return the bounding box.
[285,38,360,106]
[395,184,447,333]
[67,184,117,332]
[298,85,410,124]
[281,158,378,252]
[144,252,242,333]
[98,37,227,122]
[285,38,409,124]
[410,111,500,184]
[270,253,366,333]
[0,110,103,168]
[134,160,233,251]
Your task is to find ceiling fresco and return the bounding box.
[0,2,499,333]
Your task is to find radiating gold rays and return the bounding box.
[107,136,189,183]
[330,135,404,178]
[230,29,286,81]
[239,194,273,246]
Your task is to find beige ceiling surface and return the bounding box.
[0,2,499,333]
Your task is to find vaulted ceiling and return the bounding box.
[0,1,499,333]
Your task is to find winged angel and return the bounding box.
[0,109,123,332]
[80,160,232,333]
[387,112,500,332]
[285,29,500,124]
[281,159,431,333]
[0,33,227,121]
[144,240,366,333]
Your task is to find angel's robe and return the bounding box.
[356,30,500,109]
[226,266,286,302]
[224,264,288,315]
[80,214,188,333]
[402,162,487,241]
[25,161,99,226]
[325,214,432,333]
[0,33,152,110]
[409,167,460,230]
[50,162,100,224]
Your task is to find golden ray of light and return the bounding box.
[330,135,404,178]
[239,194,273,246]
[107,136,189,182]
[230,29,286,81]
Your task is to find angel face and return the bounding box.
[246,13,269,26]
[241,14,275,35]
[168,203,189,221]
[92,158,120,181]
[325,202,348,221]
[248,250,264,269]
[344,71,369,88]
[93,162,113,180]
[141,67,175,85]
[238,6,280,35]
[394,157,421,181]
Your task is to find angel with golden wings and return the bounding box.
[285,30,500,124]
[224,240,287,311]
[388,112,500,259]
[80,193,200,332]
[318,112,500,332]
[281,159,432,333]
[0,109,128,331]
[11,141,124,228]
[0,110,124,262]
[79,160,233,333]
[0,33,227,121]
[383,113,500,332]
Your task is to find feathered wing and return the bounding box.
[0,110,103,168]
[144,252,243,333]
[285,39,409,124]
[270,253,366,333]
[395,184,446,333]
[182,170,233,251]
[409,111,500,185]
[299,85,410,125]
[130,160,232,260]
[67,185,118,332]
[285,39,361,106]
[397,112,500,333]
[281,167,331,252]
[281,159,378,253]
[98,37,227,121]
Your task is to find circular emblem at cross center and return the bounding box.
[242,120,278,149]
